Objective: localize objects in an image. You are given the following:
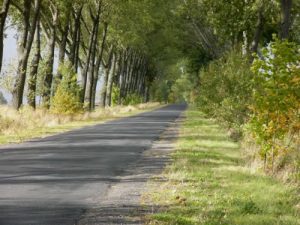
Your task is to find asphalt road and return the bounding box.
[0,104,186,225]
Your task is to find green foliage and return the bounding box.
[249,38,300,164]
[50,62,82,115]
[169,70,193,103]
[123,93,143,105]
[146,109,300,225]
[151,59,194,104]
[196,50,253,134]
[151,79,170,103]
[111,85,120,106]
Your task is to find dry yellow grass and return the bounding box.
[0,102,161,144]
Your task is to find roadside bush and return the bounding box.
[249,38,300,172]
[123,93,143,105]
[50,62,83,115]
[197,50,253,137]
[111,85,120,106]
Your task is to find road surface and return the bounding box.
[0,104,186,225]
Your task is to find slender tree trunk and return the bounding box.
[123,51,133,99]
[99,45,113,107]
[80,23,96,103]
[144,86,150,103]
[91,23,108,110]
[280,0,292,39]
[0,0,10,73]
[12,0,40,109]
[250,8,265,56]
[27,19,41,109]
[105,52,117,107]
[118,50,128,104]
[70,6,82,72]
[42,6,58,109]
[57,12,70,80]
[85,21,99,110]
[138,66,147,95]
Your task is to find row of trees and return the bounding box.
[154,0,299,174]
[0,0,163,111]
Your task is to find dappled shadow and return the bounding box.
[78,204,169,225]
[76,116,181,224]
[0,104,185,224]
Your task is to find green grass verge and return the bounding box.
[145,108,300,225]
[0,104,161,145]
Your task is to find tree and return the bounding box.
[42,1,58,108]
[0,0,11,73]
[27,18,40,109]
[280,0,292,39]
[11,0,41,109]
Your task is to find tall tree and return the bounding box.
[81,0,102,104]
[42,2,58,108]
[105,51,117,106]
[99,44,113,107]
[90,22,108,110]
[27,18,41,109]
[12,0,41,109]
[0,0,10,73]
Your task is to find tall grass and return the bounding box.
[0,103,160,144]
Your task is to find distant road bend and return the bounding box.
[0,104,186,225]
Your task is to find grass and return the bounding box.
[144,108,300,225]
[0,103,161,145]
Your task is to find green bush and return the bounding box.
[111,85,120,106]
[123,93,143,105]
[249,38,300,168]
[196,50,253,135]
[50,62,83,115]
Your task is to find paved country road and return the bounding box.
[0,104,186,225]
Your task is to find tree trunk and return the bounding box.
[105,52,117,107]
[99,45,113,107]
[12,0,40,109]
[27,19,41,109]
[70,6,82,72]
[250,8,265,55]
[80,23,96,103]
[84,21,99,110]
[42,5,58,109]
[0,0,10,73]
[122,51,133,99]
[91,23,108,110]
[118,50,128,104]
[280,0,292,39]
[57,11,70,80]
[144,86,149,103]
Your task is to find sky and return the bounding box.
[1,26,17,102]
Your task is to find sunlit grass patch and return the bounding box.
[144,107,300,225]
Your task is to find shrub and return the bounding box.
[111,85,120,106]
[50,62,83,115]
[123,93,143,105]
[196,50,253,135]
[249,38,300,170]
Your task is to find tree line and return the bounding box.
[0,0,159,111]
